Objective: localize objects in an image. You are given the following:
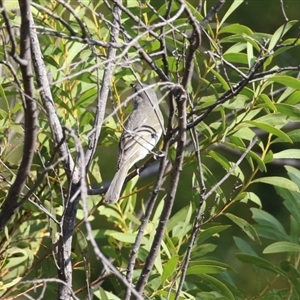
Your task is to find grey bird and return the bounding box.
[104,83,164,204]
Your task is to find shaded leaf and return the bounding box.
[236,253,287,278]
[225,213,260,243]
[264,242,300,254]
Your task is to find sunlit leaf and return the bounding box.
[161,256,179,284]
[268,20,298,51]
[268,75,300,90]
[219,23,253,35]
[274,149,300,160]
[245,120,292,142]
[220,0,244,27]
[252,177,299,192]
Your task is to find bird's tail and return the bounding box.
[104,165,129,204]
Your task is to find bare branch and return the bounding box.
[85,0,122,168]
[29,12,79,181]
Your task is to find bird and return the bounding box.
[104,83,164,204]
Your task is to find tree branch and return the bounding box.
[0,0,38,231]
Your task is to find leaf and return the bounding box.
[274,149,300,160]
[187,264,226,275]
[268,75,300,90]
[285,165,300,188]
[245,121,292,143]
[108,232,141,244]
[263,241,300,254]
[189,260,234,272]
[220,0,244,27]
[237,192,262,208]
[223,52,248,65]
[286,91,300,105]
[219,23,253,35]
[161,255,179,284]
[275,103,300,118]
[224,141,266,172]
[167,205,191,233]
[233,236,258,256]
[254,224,291,242]
[259,94,277,111]
[268,20,298,51]
[192,244,217,258]
[98,286,109,300]
[236,253,287,278]
[209,150,231,171]
[252,177,299,192]
[225,213,260,243]
[247,41,254,68]
[210,69,230,90]
[275,187,300,227]
[254,114,289,127]
[251,208,287,234]
[273,129,300,143]
[197,225,231,244]
[198,274,235,300]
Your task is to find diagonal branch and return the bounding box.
[85,0,122,169]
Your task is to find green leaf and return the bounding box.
[247,41,254,68]
[264,150,274,164]
[161,255,179,284]
[210,69,230,90]
[275,103,300,118]
[251,208,287,234]
[274,149,300,160]
[223,52,248,65]
[254,224,291,242]
[286,91,300,105]
[268,20,298,51]
[275,188,300,227]
[167,205,191,233]
[254,113,289,127]
[252,177,300,192]
[259,94,277,111]
[236,253,287,278]
[219,23,253,35]
[225,213,260,243]
[192,244,218,258]
[273,129,300,143]
[98,286,109,300]
[237,192,262,208]
[224,141,266,172]
[107,232,141,244]
[285,165,300,187]
[1,277,22,289]
[233,236,257,256]
[197,225,231,244]
[245,121,292,143]
[220,0,244,27]
[268,75,300,90]
[209,150,231,171]
[187,264,226,275]
[198,274,235,300]
[263,241,300,254]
